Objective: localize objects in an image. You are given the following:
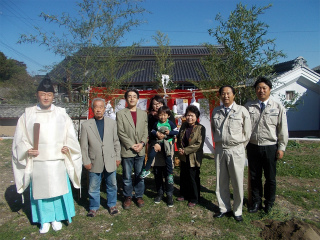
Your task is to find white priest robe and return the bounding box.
[12,105,82,200]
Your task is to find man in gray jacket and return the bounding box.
[211,85,251,222]
[80,98,121,217]
[245,77,288,214]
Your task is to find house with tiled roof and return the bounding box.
[49,45,220,101]
[271,57,320,137]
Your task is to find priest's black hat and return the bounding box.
[37,75,54,92]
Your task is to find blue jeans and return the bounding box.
[122,155,145,198]
[88,170,117,210]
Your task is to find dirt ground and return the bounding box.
[249,176,320,240]
[253,219,320,240]
[1,139,320,239]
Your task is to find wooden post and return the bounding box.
[247,165,252,208]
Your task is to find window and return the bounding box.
[286,91,295,100]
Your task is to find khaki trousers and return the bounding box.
[215,144,245,216]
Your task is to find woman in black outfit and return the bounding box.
[176,105,206,207]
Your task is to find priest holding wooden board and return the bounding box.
[11,76,82,234]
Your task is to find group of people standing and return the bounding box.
[11,76,288,233]
[212,77,288,222]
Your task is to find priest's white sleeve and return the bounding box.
[12,113,33,194]
[63,116,82,189]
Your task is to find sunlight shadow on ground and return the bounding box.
[5,185,32,224]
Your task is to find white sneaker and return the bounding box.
[39,222,50,234]
[51,221,62,231]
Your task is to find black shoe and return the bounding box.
[167,195,174,208]
[249,203,262,213]
[213,211,231,218]
[234,215,243,222]
[154,195,163,204]
[264,204,273,214]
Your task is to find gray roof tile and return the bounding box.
[49,45,221,85]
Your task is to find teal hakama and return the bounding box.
[30,174,75,225]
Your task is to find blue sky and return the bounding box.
[0,0,319,75]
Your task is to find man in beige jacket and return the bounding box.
[116,89,148,209]
[245,77,288,214]
[211,85,251,222]
[80,98,121,217]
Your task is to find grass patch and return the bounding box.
[0,139,13,169]
[277,140,320,178]
[277,186,320,210]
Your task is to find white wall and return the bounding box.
[272,82,320,131]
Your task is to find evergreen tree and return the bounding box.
[0,52,37,104]
[0,52,26,82]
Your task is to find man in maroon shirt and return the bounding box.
[116,89,148,209]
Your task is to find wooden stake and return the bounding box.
[247,165,252,207]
